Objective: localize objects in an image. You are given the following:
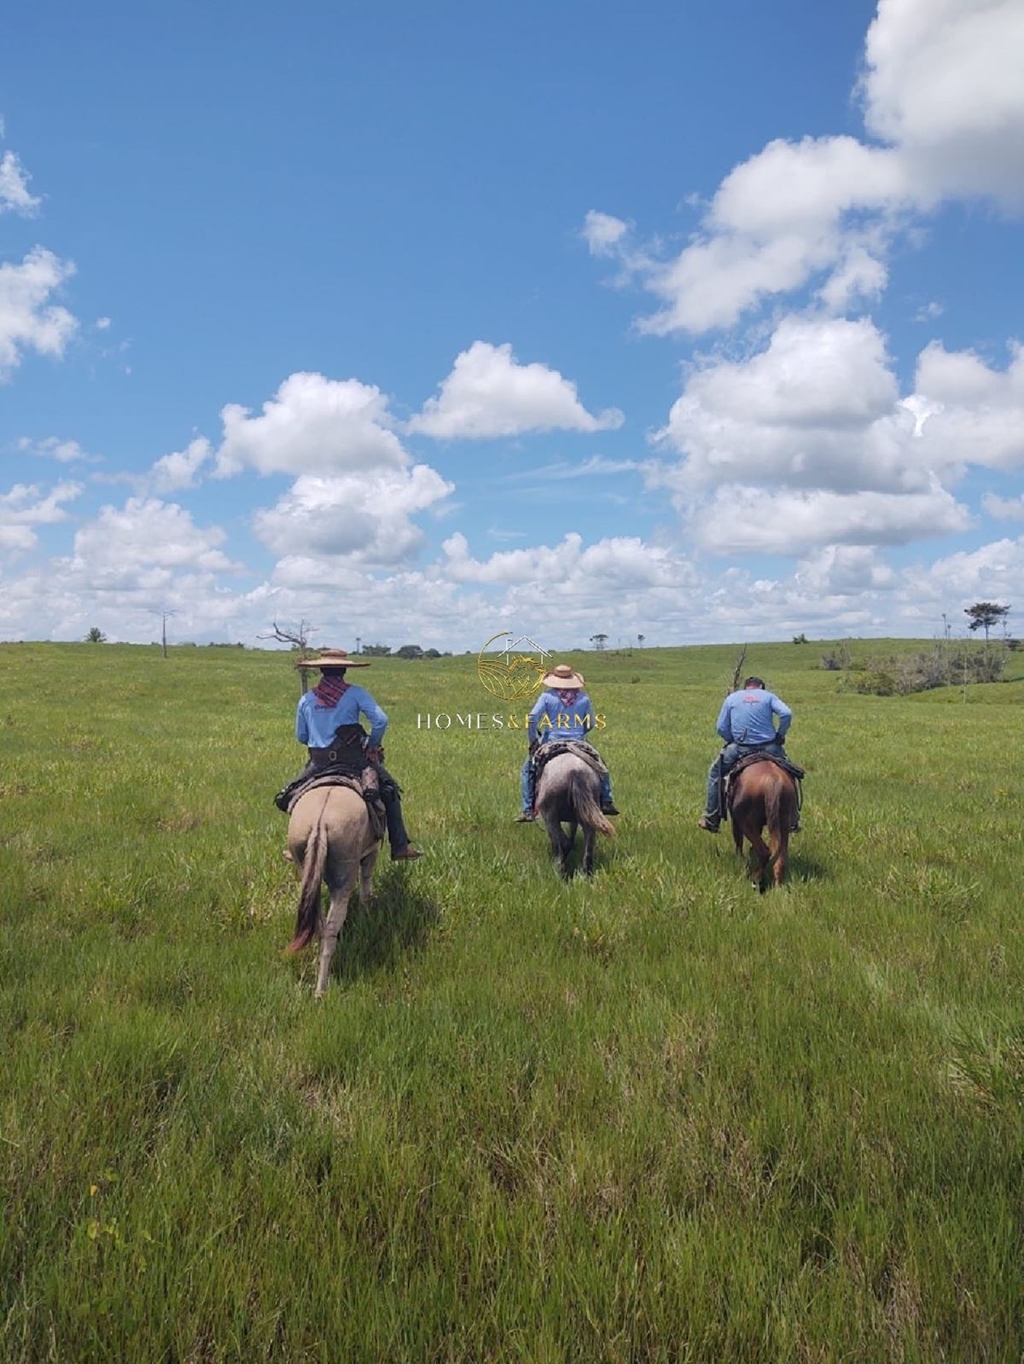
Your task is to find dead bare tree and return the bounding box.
[258,619,317,693]
[728,644,748,695]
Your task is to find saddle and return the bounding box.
[533,738,608,779]
[276,768,387,840]
[722,749,804,817]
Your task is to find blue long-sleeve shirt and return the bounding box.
[716,687,791,746]
[296,684,388,749]
[528,690,596,744]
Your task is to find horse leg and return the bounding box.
[731,815,744,856]
[767,811,790,888]
[582,825,596,877]
[730,808,753,878]
[747,826,771,892]
[543,817,570,879]
[772,830,789,887]
[315,877,353,998]
[565,820,579,875]
[359,843,379,904]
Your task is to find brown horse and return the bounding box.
[536,751,614,878]
[284,784,382,997]
[727,759,797,890]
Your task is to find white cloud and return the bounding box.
[0,480,82,554]
[794,545,897,595]
[17,436,93,464]
[686,483,971,555]
[592,137,908,335]
[709,136,907,240]
[582,210,629,256]
[817,245,889,313]
[505,455,641,482]
[67,498,241,589]
[654,316,942,496]
[587,0,1024,334]
[149,437,212,493]
[439,529,694,592]
[408,341,624,439]
[213,371,407,478]
[94,316,112,331]
[898,536,1024,613]
[0,150,40,216]
[913,340,1024,471]
[254,465,454,565]
[0,248,77,376]
[648,316,1024,557]
[861,0,1024,205]
[982,493,1024,521]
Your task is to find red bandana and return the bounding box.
[312,675,350,709]
[558,688,580,708]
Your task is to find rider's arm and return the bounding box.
[527,692,548,743]
[715,696,734,743]
[770,693,792,738]
[354,687,388,747]
[295,694,310,745]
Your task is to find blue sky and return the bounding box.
[2,0,1023,650]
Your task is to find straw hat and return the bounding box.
[295,648,371,670]
[541,663,586,690]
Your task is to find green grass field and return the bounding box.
[2,640,1022,1362]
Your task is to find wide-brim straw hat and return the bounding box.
[542,663,586,690]
[295,648,371,670]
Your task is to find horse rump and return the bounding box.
[728,760,796,889]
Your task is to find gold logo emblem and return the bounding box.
[476,632,549,702]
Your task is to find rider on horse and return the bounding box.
[516,663,619,822]
[275,648,422,861]
[698,675,800,833]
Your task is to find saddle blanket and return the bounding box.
[730,750,805,782]
[533,738,608,779]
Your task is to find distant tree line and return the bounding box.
[361,644,450,659]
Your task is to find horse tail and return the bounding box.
[569,768,615,837]
[286,803,329,954]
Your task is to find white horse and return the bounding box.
[284,785,382,997]
[535,750,614,879]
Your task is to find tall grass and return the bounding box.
[1,640,1022,1361]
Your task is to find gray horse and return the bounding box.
[535,750,615,878]
[284,785,382,997]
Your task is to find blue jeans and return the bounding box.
[521,755,613,813]
[704,739,785,821]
